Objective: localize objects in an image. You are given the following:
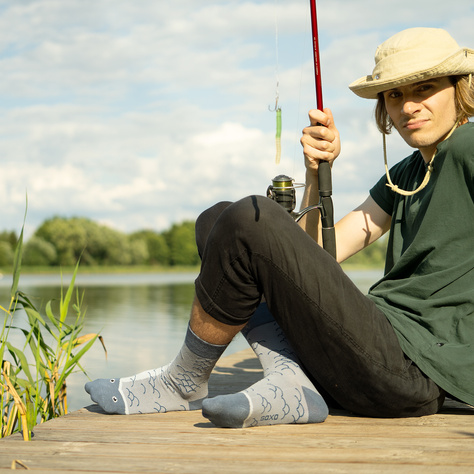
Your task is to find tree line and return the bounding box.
[0,217,387,269]
[0,217,200,267]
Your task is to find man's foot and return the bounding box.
[202,352,328,427]
[202,310,328,427]
[85,326,227,414]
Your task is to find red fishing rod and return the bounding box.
[267,0,336,259]
[309,0,336,259]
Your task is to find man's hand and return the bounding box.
[300,108,341,175]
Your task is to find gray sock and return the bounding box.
[85,325,227,414]
[202,306,328,428]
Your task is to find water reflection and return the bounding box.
[0,269,383,412]
[0,272,250,412]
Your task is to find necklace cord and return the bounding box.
[383,119,460,196]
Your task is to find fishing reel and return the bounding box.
[266,175,297,213]
[267,174,320,222]
[267,173,336,258]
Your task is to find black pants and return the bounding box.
[194,196,444,417]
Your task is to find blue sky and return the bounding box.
[1,0,473,238]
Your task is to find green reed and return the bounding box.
[1,222,105,441]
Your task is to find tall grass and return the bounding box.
[1,223,105,441]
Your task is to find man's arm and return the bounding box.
[299,108,391,262]
[297,168,323,244]
[335,195,391,263]
[300,188,391,263]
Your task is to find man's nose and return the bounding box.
[401,97,422,115]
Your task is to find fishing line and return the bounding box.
[270,2,315,184]
[270,0,282,165]
[291,10,311,177]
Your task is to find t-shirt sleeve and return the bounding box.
[369,173,394,216]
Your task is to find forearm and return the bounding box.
[298,170,322,245]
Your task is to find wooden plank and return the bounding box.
[1,349,473,473]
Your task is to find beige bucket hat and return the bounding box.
[349,27,474,99]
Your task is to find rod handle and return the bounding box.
[318,161,332,197]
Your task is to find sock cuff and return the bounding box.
[242,302,275,336]
[185,324,228,359]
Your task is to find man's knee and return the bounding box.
[195,201,232,257]
[217,195,291,233]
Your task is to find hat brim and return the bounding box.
[349,48,474,99]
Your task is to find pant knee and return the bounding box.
[195,201,232,257]
[215,195,291,237]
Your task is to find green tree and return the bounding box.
[33,217,137,266]
[34,217,87,266]
[23,237,57,266]
[130,230,169,265]
[0,241,14,267]
[77,219,109,265]
[128,238,149,265]
[0,231,17,266]
[0,231,18,248]
[163,221,199,266]
[16,216,201,268]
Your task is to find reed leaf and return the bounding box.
[59,261,80,325]
[2,223,104,440]
[55,339,97,398]
[10,201,27,301]
[1,366,29,441]
[45,300,61,332]
[21,300,47,328]
[10,229,23,301]
[4,343,35,386]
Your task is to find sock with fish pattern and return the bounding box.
[85,325,227,414]
[202,304,328,428]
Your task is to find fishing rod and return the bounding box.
[267,0,336,259]
[309,0,336,259]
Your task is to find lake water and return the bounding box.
[0,269,382,412]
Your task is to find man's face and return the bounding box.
[383,77,457,162]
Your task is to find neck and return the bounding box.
[418,146,437,164]
[418,118,467,163]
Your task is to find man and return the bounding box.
[86,27,474,427]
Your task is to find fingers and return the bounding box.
[308,108,331,127]
[301,108,341,172]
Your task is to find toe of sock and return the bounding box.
[202,393,250,428]
[84,381,92,394]
[84,378,126,415]
[303,386,329,423]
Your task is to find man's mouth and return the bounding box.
[403,119,429,130]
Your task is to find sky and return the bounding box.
[1,0,473,239]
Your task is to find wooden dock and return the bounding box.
[1,349,473,473]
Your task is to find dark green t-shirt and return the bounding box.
[368,122,474,406]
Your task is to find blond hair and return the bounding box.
[375,75,474,135]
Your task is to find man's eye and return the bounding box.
[417,85,433,93]
[387,91,401,99]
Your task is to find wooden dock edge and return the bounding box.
[1,348,473,473]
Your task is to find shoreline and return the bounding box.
[0,262,381,276]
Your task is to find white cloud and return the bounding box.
[1,0,473,238]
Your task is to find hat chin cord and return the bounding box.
[383,118,460,196]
